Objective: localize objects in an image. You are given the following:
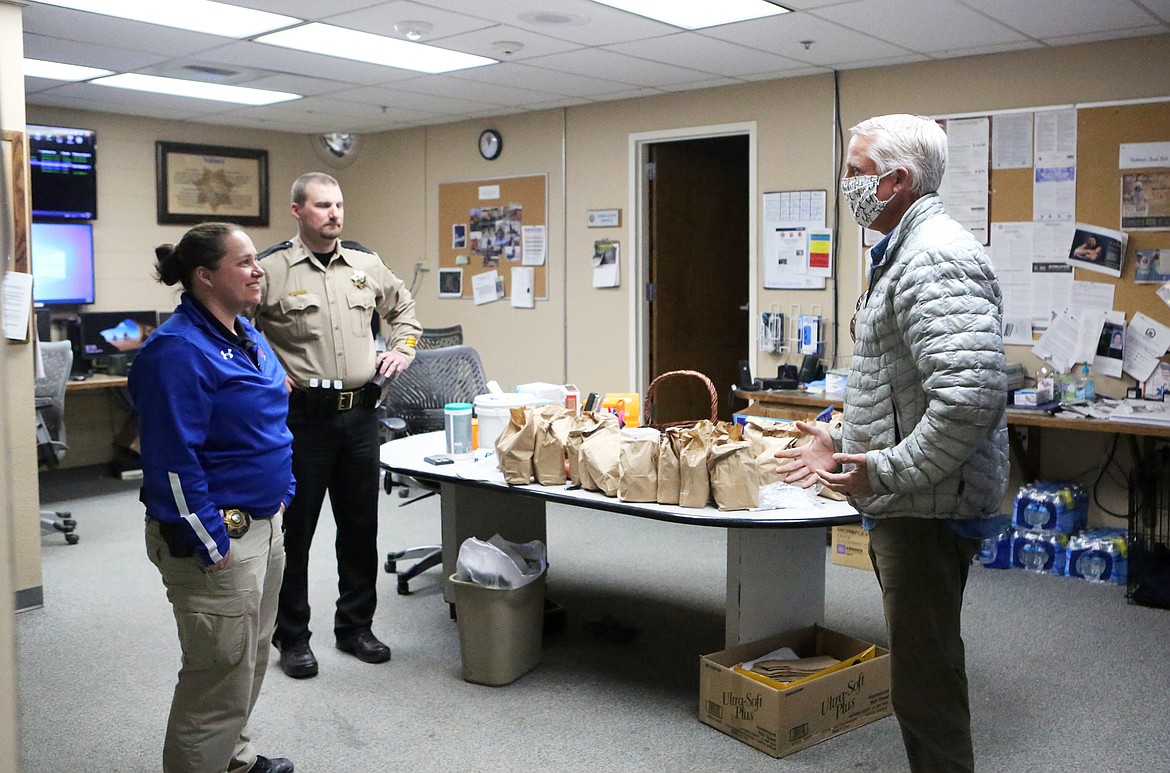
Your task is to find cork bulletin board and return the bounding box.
[986,101,1170,333]
[438,174,548,301]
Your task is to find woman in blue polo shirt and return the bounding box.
[129,222,296,773]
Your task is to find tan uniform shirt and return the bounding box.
[254,235,421,389]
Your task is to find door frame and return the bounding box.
[627,121,758,391]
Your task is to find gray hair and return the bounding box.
[291,172,340,206]
[849,114,947,194]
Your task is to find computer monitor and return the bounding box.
[77,310,158,360]
[27,124,98,220]
[30,221,96,306]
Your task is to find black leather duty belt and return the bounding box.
[291,383,379,413]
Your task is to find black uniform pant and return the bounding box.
[274,400,380,648]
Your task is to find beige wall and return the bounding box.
[2,0,27,767]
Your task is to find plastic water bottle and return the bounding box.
[1023,502,1050,529]
[1075,363,1095,401]
[1075,551,1108,582]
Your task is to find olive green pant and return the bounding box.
[146,512,285,773]
[867,517,981,773]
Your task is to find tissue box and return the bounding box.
[1013,384,1053,406]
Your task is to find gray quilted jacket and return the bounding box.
[838,193,1009,520]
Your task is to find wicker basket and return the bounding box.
[643,369,719,430]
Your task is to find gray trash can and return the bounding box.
[450,571,545,686]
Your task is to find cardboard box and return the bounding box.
[830,525,873,571]
[700,625,891,759]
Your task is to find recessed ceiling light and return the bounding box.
[589,0,790,29]
[90,73,300,106]
[24,58,113,82]
[255,23,497,75]
[30,0,300,38]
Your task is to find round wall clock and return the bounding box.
[478,129,502,160]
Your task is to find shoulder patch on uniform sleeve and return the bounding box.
[257,240,293,260]
[340,240,375,254]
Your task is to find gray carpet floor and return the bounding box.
[18,466,1170,772]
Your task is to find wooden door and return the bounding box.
[648,136,750,424]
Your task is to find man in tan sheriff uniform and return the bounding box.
[253,172,422,679]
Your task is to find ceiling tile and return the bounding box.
[810,0,1029,54]
[331,85,497,115]
[956,0,1161,39]
[324,0,497,38]
[1043,26,1170,46]
[605,32,810,77]
[701,12,915,65]
[448,61,633,97]
[392,75,567,106]
[420,0,678,45]
[421,24,584,61]
[22,5,236,58]
[523,48,710,88]
[22,33,169,72]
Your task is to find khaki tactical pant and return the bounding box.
[146,511,285,773]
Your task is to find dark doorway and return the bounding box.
[647,135,750,424]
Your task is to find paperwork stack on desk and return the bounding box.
[1108,398,1170,426]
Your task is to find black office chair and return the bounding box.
[417,324,463,350]
[35,341,79,544]
[380,345,488,594]
[382,324,464,497]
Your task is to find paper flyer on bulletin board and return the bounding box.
[763,190,827,289]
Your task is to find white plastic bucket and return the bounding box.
[474,393,536,451]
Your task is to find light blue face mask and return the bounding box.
[840,169,896,228]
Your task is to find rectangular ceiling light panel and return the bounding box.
[255,23,498,74]
[31,0,300,38]
[91,73,301,105]
[590,0,789,29]
[24,58,114,81]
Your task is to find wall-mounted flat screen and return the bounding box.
[28,124,98,220]
[31,221,96,306]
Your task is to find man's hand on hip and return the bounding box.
[376,350,411,380]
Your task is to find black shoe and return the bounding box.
[277,642,318,679]
[252,756,294,773]
[336,629,392,663]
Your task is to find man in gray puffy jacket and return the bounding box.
[777,114,1008,773]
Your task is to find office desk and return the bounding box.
[66,373,128,393]
[63,374,135,468]
[735,388,1170,482]
[381,432,859,647]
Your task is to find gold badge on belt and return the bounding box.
[351,269,367,289]
[221,508,252,539]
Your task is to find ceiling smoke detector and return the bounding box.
[393,21,433,41]
[491,40,525,56]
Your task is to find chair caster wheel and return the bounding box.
[65,534,79,545]
[62,518,77,529]
[385,559,397,574]
[398,488,410,498]
[397,579,411,595]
